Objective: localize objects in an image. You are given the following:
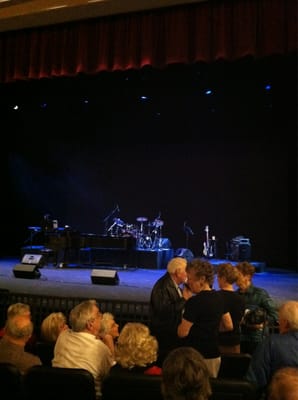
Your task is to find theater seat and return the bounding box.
[102,366,259,400]
[210,377,259,400]
[23,365,96,400]
[32,341,55,366]
[0,362,23,399]
[218,353,252,379]
[102,367,163,400]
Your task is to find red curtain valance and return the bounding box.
[0,0,296,83]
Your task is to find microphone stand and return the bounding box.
[102,205,119,235]
[183,222,194,249]
[185,231,190,249]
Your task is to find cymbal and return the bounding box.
[113,218,125,227]
[136,217,148,222]
[152,219,164,227]
[28,226,41,231]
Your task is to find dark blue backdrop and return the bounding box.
[1,56,296,269]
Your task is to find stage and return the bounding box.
[0,257,297,307]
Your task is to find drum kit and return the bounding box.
[107,216,164,250]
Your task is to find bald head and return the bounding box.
[5,314,34,340]
[6,302,31,319]
[279,301,298,333]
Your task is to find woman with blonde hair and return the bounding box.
[40,311,68,343]
[115,322,161,374]
[34,311,68,366]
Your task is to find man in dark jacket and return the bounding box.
[149,256,193,366]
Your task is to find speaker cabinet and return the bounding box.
[91,269,119,285]
[238,244,251,261]
[13,264,41,279]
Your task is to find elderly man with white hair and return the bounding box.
[149,256,193,366]
[245,300,298,394]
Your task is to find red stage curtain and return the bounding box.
[0,0,296,83]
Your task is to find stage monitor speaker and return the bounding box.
[21,253,44,266]
[13,264,41,279]
[91,269,119,285]
[174,248,194,262]
[159,237,172,249]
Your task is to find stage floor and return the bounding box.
[0,257,297,306]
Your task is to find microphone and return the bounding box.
[116,204,120,212]
[187,226,194,235]
[184,221,194,235]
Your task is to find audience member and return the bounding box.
[0,314,42,373]
[161,346,212,400]
[245,300,298,393]
[177,258,233,378]
[0,302,31,337]
[235,261,279,354]
[114,322,161,375]
[40,311,68,343]
[98,312,119,359]
[52,299,114,399]
[267,367,298,400]
[149,256,193,366]
[217,263,246,353]
[33,311,68,366]
[0,302,37,351]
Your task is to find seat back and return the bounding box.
[23,365,96,400]
[102,368,163,400]
[0,362,23,399]
[218,353,252,379]
[32,341,55,366]
[102,364,260,400]
[210,377,259,400]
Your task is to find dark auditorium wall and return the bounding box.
[1,56,297,270]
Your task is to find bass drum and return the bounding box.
[122,224,137,238]
[137,234,152,249]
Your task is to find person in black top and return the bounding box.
[217,262,246,353]
[177,258,233,378]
